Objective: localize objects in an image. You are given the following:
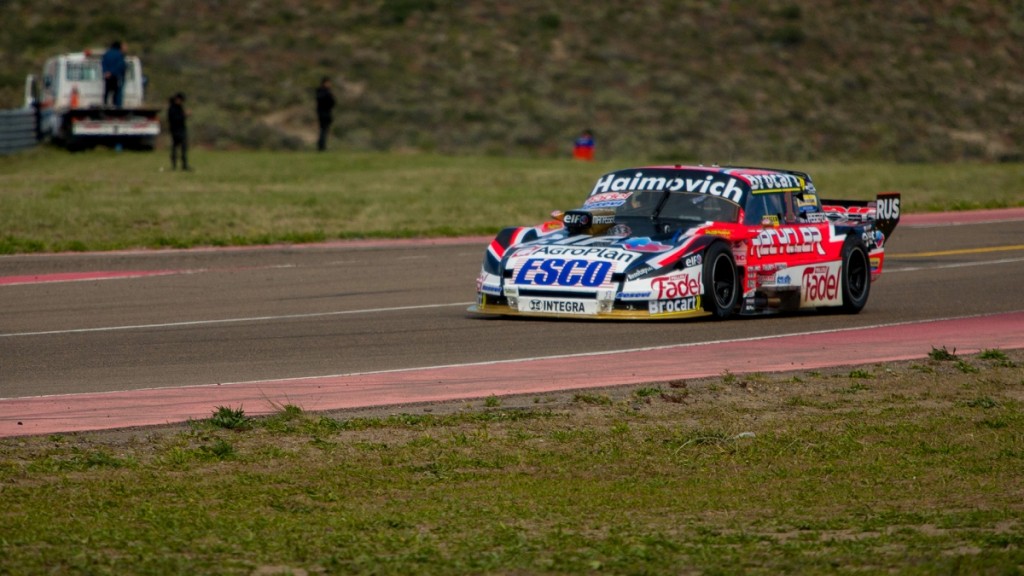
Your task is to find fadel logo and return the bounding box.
[802,265,840,302]
[515,259,612,287]
[651,272,701,299]
[876,196,901,220]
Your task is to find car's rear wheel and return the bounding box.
[702,242,740,319]
[840,236,871,313]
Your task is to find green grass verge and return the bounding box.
[1,148,1023,254]
[2,350,1022,574]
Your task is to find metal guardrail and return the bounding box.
[0,108,39,155]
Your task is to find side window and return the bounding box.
[743,193,785,225]
[793,191,824,222]
[43,62,56,91]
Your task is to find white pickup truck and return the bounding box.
[25,50,161,150]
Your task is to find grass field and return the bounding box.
[3,150,1023,573]
[1,349,1022,574]
[4,3,1022,162]
[1,148,1023,254]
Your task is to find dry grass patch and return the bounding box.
[2,350,1023,573]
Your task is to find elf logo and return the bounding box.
[514,258,612,287]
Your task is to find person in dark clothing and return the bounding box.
[167,93,190,171]
[101,41,127,108]
[315,77,336,151]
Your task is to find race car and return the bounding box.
[469,165,900,320]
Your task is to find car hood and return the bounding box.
[502,224,710,291]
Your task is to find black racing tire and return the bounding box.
[702,242,740,319]
[839,236,871,314]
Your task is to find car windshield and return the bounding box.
[615,190,739,223]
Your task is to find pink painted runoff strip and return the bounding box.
[2,311,1022,438]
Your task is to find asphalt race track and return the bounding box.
[1,209,1023,435]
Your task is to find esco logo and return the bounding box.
[515,258,612,287]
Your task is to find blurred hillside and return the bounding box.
[2,0,1022,162]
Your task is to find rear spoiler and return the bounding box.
[821,192,901,239]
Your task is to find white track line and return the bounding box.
[3,255,1020,339]
[0,302,473,338]
[9,310,1021,401]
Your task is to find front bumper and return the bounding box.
[468,292,710,320]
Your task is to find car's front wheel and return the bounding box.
[702,242,740,319]
[839,236,871,313]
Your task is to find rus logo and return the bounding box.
[514,258,612,287]
[877,197,901,220]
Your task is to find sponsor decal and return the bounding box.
[704,228,733,238]
[876,196,901,220]
[514,258,613,287]
[514,245,637,263]
[748,263,788,273]
[752,226,826,257]
[870,230,885,249]
[650,271,702,300]
[746,173,804,192]
[526,298,594,314]
[796,194,818,207]
[622,237,673,253]
[802,265,841,303]
[733,244,747,266]
[626,265,655,281]
[584,192,631,209]
[563,212,591,227]
[618,291,652,299]
[685,254,703,268]
[774,274,792,285]
[823,204,872,221]
[591,171,746,204]
[649,296,698,315]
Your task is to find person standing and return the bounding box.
[315,77,336,151]
[101,41,126,108]
[168,93,190,171]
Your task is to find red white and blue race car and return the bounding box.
[470,165,900,320]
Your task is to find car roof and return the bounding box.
[597,165,813,197]
[640,164,812,182]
